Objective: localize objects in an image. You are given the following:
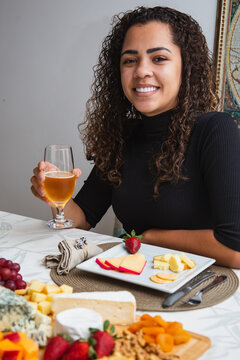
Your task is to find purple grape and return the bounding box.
[15,279,27,289]
[9,270,18,281]
[4,260,13,268]
[16,273,22,281]
[0,258,6,267]
[0,267,11,280]
[4,280,16,291]
[11,263,20,272]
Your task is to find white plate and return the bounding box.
[77,243,215,294]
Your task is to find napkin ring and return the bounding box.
[74,236,88,250]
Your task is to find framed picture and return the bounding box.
[214,0,240,125]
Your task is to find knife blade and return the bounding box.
[162,270,215,308]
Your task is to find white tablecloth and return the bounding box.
[0,210,240,359]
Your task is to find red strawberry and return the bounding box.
[44,336,70,360]
[123,230,142,254]
[92,331,115,358]
[62,340,90,360]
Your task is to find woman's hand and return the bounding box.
[30,161,81,207]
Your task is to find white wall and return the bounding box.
[0,0,218,235]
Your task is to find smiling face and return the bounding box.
[120,21,182,117]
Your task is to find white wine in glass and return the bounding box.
[44,144,75,229]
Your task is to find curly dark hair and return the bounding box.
[79,6,218,195]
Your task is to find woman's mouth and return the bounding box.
[135,86,159,93]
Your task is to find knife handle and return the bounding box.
[162,271,215,308]
[162,287,191,308]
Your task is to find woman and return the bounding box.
[31,6,240,268]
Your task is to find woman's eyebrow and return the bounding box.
[147,47,172,54]
[121,50,138,56]
[121,47,172,56]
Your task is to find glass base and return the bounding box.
[47,218,74,229]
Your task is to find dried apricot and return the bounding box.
[142,333,156,344]
[140,313,153,321]
[141,326,165,336]
[166,321,183,335]
[173,329,191,345]
[156,333,174,352]
[128,319,156,333]
[153,315,168,328]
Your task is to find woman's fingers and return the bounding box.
[31,162,79,206]
[30,174,45,197]
[73,168,81,178]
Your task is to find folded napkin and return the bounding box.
[43,236,103,275]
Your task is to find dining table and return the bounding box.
[0,210,240,360]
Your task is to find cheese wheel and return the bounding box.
[53,308,103,340]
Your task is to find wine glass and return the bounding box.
[43,144,75,229]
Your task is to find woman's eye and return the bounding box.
[154,56,167,63]
[122,58,136,65]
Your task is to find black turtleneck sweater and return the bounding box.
[74,111,240,251]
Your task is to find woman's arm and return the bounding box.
[51,199,91,230]
[142,228,240,269]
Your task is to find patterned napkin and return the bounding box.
[42,236,103,275]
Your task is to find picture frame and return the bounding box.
[213,0,240,125]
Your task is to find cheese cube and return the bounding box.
[43,284,61,295]
[31,292,47,303]
[18,332,38,358]
[29,280,45,293]
[59,284,73,294]
[38,301,52,315]
[0,339,22,360]
[46,294,59,302]
[153,260,170,270]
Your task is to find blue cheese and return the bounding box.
[0,285,33,331]
[0,286,52,346]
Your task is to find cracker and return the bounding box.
[150,275,172,284]
[156,272,178,281]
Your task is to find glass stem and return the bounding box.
[55,207,65,223]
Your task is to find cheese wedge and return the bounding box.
[51,291,136,325]
[118,254,147,274]
[96,258,112,270]
[105,257,126,270]
[168,254,184,273]
[179,253,195,269]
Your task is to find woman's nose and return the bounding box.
[134,59,153,78]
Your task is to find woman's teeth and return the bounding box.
[136,87,158,92]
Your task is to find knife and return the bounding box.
[162,270,215,308]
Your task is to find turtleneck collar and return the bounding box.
[140,109,174,134]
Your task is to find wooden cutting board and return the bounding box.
[171,331,211,359]
[39,329,210,360]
